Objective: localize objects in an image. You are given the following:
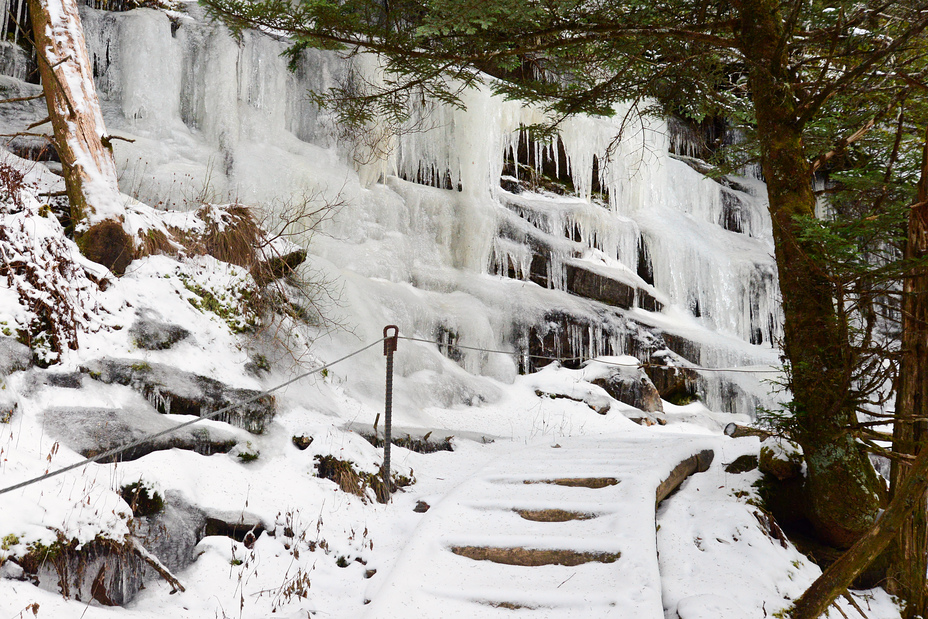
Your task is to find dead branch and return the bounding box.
[859,439,917,463]
[811,118,876,173]
[101,134,135,145]
[0,93,44,104]
[26,116,50,130]
[130,538,185,593]
[841,592,869,618]
[0,132,53,138]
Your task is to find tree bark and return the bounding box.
[737,0,882,548]
[791,407,928,618]
[886,124,928,618]
[28,0,134,274]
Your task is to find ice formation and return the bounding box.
[0,1,783,414]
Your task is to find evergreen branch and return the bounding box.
[796,6,928,125]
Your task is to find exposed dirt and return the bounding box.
[522,477,619,488]
[514,508,595,522]
[451,546,620,566]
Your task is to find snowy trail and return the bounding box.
[365,434,719,618]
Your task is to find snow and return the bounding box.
[0,2,903,618]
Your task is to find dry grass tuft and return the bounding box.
[314,455,413,505]
[135,227,176,259]
[197,204,262,268]
[315,455,365,497]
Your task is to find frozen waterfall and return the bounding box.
[0,1,784,414]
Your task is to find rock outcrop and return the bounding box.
[80,358,276,433]
[43,406,239,461]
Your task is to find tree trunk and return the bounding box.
[790,410,928,618]
[28,0,134,274]
[886,124,928,618]
[737,0,882,548]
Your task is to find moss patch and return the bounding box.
[119,482,164,518]
[78,219,135,276]
[179,274,258,334]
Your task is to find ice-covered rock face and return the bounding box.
[42,3,782,413]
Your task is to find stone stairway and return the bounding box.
[365,435,717,618]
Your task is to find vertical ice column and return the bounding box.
[449,86,502,272]
[117,9,182,129]
[183,24,242,162]
[236,31,289,142]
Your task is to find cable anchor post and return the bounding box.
[381,325,399,501]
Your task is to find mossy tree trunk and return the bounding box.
[736,0,882,548]
[28,0,134,274]
[791,395,928,617]
[886,124,928,618]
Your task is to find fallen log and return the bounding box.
[655,449,714,506]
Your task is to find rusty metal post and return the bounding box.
[382,325,399,500]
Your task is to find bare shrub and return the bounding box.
[0,200,108,365]
[0,162,26,209]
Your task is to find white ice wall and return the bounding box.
[65,4,781,412]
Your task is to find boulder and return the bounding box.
[129,311,191,351]
[18,537,144,606]
[592,367,663,413]
[44,371,83,388]
[80,358,276,433]
[759,438,803,481]
[43,406,239,461]
[0,336,32,375]
[661,333,701,365]
[134,491,207,574]
[644,352,699,404]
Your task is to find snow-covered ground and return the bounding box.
[0,1,905,617]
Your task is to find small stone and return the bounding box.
[364,569,377,579]
[724,454,759,474]
[413,501,430,513]
[0,337,32,375]
[0,560,24,580]
[292,435,313,450]
[0,393,15,423]
[129,311,191,351]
